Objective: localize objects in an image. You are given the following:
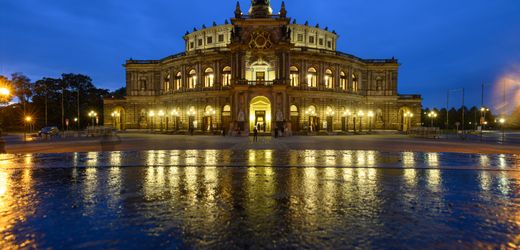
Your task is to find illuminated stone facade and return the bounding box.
[104,1,422,134]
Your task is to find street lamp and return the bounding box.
[171,109,180,131]
[427,111,438,127]
[342,109,352,132]
[74,117,78,130]
[499,118,506,142]
[24,116,32,142]
[158,110,165,131]
[480,107,489,129]
[149,110,155,132]
[403,111,414,131]
[88,111,97,127]
[0,84,11,142]
[367,110,374,132]
[111,111,120,130]
[357,110,364,132]
[325,107,335,132]
[0,87,10,97]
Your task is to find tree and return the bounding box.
[61,73,108,129]
[34,78,60,126]
[29,73,109,130]
[109,87,126,99]
[11,73,33,114]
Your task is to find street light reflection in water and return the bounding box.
[0,150,518,248]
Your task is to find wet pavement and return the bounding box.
[0,150,519,249]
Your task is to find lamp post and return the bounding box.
[367,110,374,132]
[427,111,438,127]
[403,112,409,131]
[171,109,180,131]
[403,111,414,132]
[74,117,78,131]
[357,110,364,132]
[158,110,165,132]
[325,107,335,132]
[111,112,115,128]
[149,111,155,132]
[0,86,11,138]
[342,109,352,132]
[204,107,216,132]
[88,111,97,127]
[111,111,120,130]
[499,118,506,142]
[24,116,32,142]
[0,87,10,97]
[187,108,196,134]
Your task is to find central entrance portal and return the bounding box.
[249,96,271,133]
[255,111,266,132]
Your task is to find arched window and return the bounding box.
[290,66,299,87]
[204,105,215,116]
[307,67,317,88]
[352,73,359,93]
[222,104,231,116]
[306,105,317,116]
[325,69,333,89]
[290,105,299,116]
[163,73,170,92]
[222,66,231,86]
[340,71,347,91]
[204,68,214,88]
[175,72,182,90]
[188,70,197,89]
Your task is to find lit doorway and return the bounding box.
[249,96,271,133]
[255,111,266,132]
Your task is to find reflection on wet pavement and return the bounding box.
[0,150,518,169]
[0,150,519,248]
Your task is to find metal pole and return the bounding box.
[61,86,65,130]
[503,81,506,116]
[446,90,449,130]
[481,83,484,107]
[77,88,80,129]
[462,88,465,138]
[480,83,485,141]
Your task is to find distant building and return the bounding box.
[104,0,422,134]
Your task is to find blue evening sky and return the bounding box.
[1,0,519,110]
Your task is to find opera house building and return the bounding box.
[104,0,422,135]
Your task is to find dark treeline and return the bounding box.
[421,106,505,130]
[0,72,124,131]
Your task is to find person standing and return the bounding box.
[253,124,258,142]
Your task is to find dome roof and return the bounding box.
[248,0,273,18]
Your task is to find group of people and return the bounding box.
[218,122,291,141]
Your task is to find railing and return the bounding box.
[336,51,398,64]
[398,94,422,99]
[238,14,282,19]
[236,80,275,86]
[126,52,186,65]
[408,127,440,139]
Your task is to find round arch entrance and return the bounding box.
[111,107,125,131]
[398,107,413,131]
[249,96,272,133]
